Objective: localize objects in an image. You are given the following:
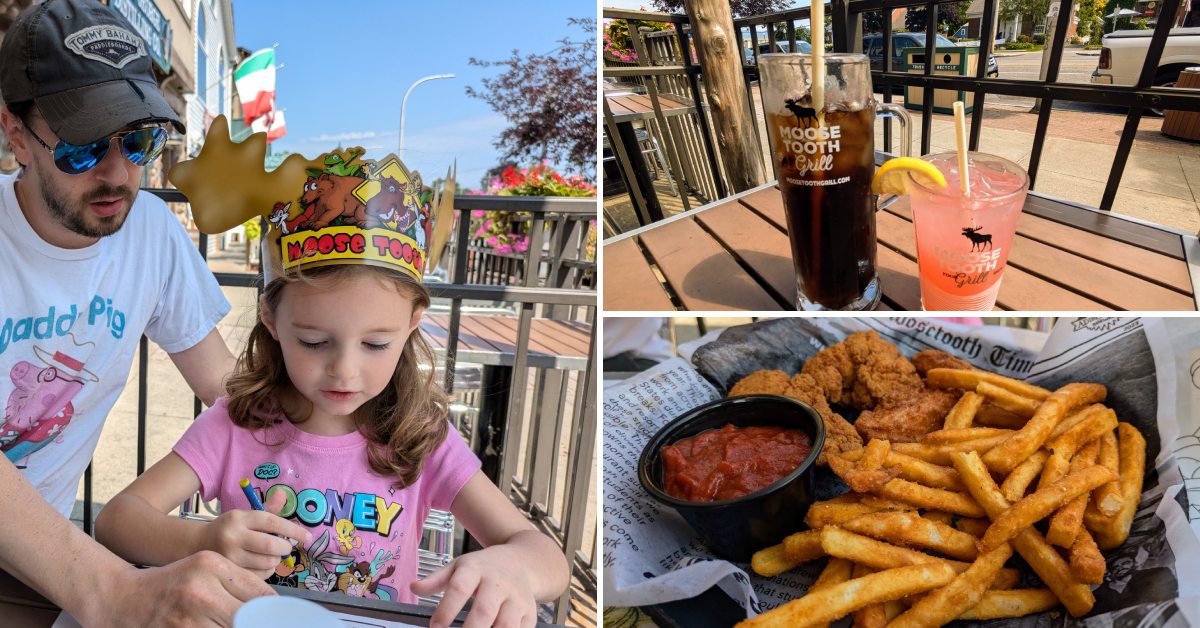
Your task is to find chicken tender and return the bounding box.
[912,350,973,377]
[786,374,863,465]
[854,388,962,443]
[728,370,791,397]
[801,331,923,409]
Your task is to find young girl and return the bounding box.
[95,262,569,628]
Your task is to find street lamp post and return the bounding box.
[398,73,455,159]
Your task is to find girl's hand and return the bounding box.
[202,490,311,579]
[410,545,537,628]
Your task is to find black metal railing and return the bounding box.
[78,189,596,626]
[606,1,1200,212]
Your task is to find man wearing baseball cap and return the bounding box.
[0,0,290,624]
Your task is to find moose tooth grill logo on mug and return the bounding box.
[759,53,912,311]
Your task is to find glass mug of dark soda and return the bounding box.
[759,54,911,310]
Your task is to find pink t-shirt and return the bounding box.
[173,397,480,603]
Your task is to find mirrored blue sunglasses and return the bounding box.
[26,125,168,175]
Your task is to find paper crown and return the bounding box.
[168,115,455,283]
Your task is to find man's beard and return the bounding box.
[38,175,136,238]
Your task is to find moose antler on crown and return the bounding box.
[168,116,326,234]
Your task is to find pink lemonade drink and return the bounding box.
[908,152,1029,311]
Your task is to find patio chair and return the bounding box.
[603,127,678,197]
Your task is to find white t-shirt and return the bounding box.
[0,172,230,516]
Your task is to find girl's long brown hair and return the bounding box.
[225,264,448,488]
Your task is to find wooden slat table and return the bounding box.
[603,181,1200,311]
[420,313,590,370]
[606,92,697,124]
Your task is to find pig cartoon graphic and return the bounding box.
[2,340,98,467]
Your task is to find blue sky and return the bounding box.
[232,1,595,189]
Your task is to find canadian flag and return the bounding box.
[250,110,286,142]
[234,49,276,124]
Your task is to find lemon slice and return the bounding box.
[870,157,948,195]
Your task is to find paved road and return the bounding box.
[988,49,1129,114]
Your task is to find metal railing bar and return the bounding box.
[920,0,936,156]
[138,338,148,475]
[1101,0,1182,209]
[675,24,728,200]
[861,73,1200,108]
[1026,0,1077,187]
[969,0,998,151]
[602,7,686,22]
[882,10,894,154]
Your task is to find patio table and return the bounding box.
[603,180,1200,311]
[604,91,698,224]
[420,312,592,483]
[0,567,569,626]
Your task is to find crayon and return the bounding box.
[240,478,295,567]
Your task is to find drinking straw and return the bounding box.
[953,100,971,197]
[811,0,824,126]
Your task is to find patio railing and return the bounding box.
[76,189,597,626]
[604,0,1200,216]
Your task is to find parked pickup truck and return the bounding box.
[1091,27,1200,115]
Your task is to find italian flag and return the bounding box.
[250,110,286,142]
[234,48,275,124]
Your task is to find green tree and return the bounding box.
[773,22,811,42]
[1076,0,1106,43]
[999,0,1051,30]
[905,2,972,34]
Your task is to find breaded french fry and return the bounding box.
[872,478,987,518]
[812,557,854,591]
[921,510,954,526]
[735,563,958,628]
[803,557,854,628]
[980,465,1116,552]
[955,589,1060,620]
[1000,450,1050,503]
[1094,429,1123,516]
[806,498,912,529]
[925,368,1052,400]
[943,391,984,430]
[981,383,1107,474]
[888,543,1014,628]
[955,517,990,538]
[883,600,905,620]
[950,451,1095,617]
[783,529,825,563]
[923,427,1014,444]
[752,543,800,577]
[975,382,1040,418]
[851,564,887,628]
[975,403,1027,428]
[839,511,979,561]
[891,435,1009,466]
[841,448,965,491]
[1048,404,1106,441]
[1090,423,1146,550]
[819,527,1018,584]
[1047,407,1117,461]
[1069,529,1106,584]
[1037,452,1072,489]
[1046,439,1101,548]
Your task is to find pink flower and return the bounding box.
[471,209,485,218]
[486,236,498,246]
[495,243,513,255]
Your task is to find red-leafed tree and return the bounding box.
[467,18,596,181]
[649,0,792,17]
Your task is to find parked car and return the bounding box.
[744,40,813,65]
[863,32,999,77]
[1091,26,1200,116]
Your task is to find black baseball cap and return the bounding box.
[0,0,185,145]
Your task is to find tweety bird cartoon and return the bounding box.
[334,518,362,554]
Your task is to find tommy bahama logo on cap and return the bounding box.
[63,25,145,69]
